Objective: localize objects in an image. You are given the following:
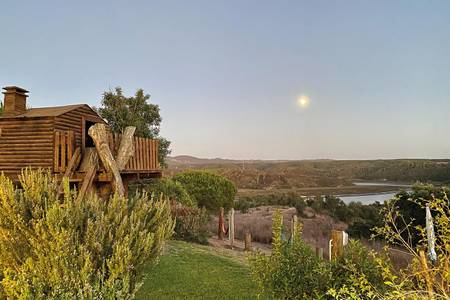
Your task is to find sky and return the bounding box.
[1,1,449,160]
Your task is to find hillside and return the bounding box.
[167,156,450,190]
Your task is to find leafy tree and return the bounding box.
[173,171,237,212]
[0,169,174,298]
[0,101,3,116]
[135,178,195,207]
[392,184,450,245]
[97,87,171,166]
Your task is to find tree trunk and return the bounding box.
[116,126,136,170]
[88,123,125,197]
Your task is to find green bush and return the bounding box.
[235,193,307,216]
[173,170,237,212]
[171,203,210,244]
[0,170,174,299]
[249,211,331,299]
[136,178,195,207]
[329,240,388,294]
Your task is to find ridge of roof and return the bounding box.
[1,104,95,118]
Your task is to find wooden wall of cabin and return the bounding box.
[54,106,105,152]
[0,117,54,178]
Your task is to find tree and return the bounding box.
[0,101,3,116]
[97,87,171,166]
[173,171,237,212]
[136,178,195,207]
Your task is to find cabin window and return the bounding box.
[84,120,96,148]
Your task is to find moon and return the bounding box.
[297,95,310,108]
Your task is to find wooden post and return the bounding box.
[88,124,125,197]
[116,126,136,170]
[244,232,252,251]
[316,246,323,259]
[57,147,81,195]
[218,207,225,240]
[228,208,235,248]
[331,230,344,260]
[291,215,298,242]
[419,250,435,300]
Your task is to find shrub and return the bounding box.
[136,178,195,207]
[249,210,331,299]
[0,170,174,299]
[171,202,210,244]
[329,240,388,294]
[234,193,307,216]
[173,170,237,212]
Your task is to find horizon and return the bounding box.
[168,154,450,162]
[1,1,449,160]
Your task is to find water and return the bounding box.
[340,181,411,205]
[340,192,398,205]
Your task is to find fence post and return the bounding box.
[316,246,323,259]
[419,250,435,300]
[244,232,252,251]
[229,208,235,248]
[291,215,298,242]
[218,207,224,240]
[331,230,344,260]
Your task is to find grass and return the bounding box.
[135,240,269,300]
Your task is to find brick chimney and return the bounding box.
[2,86,28,117]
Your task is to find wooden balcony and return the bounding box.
[54,130,159,174]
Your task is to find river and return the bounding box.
[340,182,411,205]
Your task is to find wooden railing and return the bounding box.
[54,130,75,173]
[108,133,159,172]
[54,131,159,173]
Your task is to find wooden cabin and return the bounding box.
[0,86,161,190]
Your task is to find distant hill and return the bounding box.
[167,155,323,166]
[167,156,450,190]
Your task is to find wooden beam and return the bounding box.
[115,126,136,170]
[88,123,125,197]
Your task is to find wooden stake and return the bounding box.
[218,207,225,240]
[316,246,324,259]
[291,215,298,242]
[331,230,344,260]
[419,250,435,300]
[245,232,252,251]
[228,208,235,248]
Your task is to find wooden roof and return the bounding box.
[0,104,102,119]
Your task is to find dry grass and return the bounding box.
[208,206,347,257]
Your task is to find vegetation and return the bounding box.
[235,192,306,215]
[391,184,450,245]
[0,170,174,299]
[173,170,237,212]
[97,87,171,166]
[236,193,383,238]
[136,241,268,300]
[249,191,450,299]
[171,203,210,244]
[249,211,331,299]
[135,178,195,207]
[168,158,450,189]
[0,101,3,116]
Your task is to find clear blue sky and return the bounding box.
[1,1,449,159]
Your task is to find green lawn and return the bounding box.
[135,240,269,300]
